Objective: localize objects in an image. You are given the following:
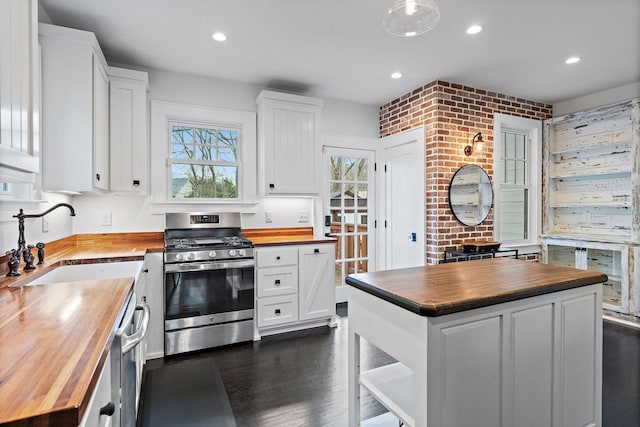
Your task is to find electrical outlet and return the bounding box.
[265,211,273,223]
[298,211,309,223]
[100,211,112,226]
[42,217,50,233]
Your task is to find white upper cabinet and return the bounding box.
[108,66,149,194]
[39,23,110,192]
[257,90,322,195]
[0,0,39,179]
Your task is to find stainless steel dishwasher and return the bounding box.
[112,292,150,427]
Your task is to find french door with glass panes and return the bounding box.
[323,147,375,303]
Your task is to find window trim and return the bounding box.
[150,101,256,206]
[493,113,542,250]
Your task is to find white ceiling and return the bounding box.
[39,0,640,107]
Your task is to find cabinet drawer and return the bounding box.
[257,266,298,297]
[257,295,299,328]
[257,247,298,268]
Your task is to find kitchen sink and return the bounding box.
[25,261,144,285]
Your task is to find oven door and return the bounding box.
[164,259,255,332]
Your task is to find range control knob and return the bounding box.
[208,251,217,258]
[175,253,184,261]
[187,253,195,260]
[229,249,237,257]
[238,249,247,257]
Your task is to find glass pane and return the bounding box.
[171,126,193,143]
[330,156,343,180]
[356,158,368,182]
[344,183,355,207]
[505,133,516,158]
[330,184,342,208]
[171,164,237,199]
[516,134,526,160]
[343,209,356,227]
[500,132,506,158]
[344,157,356,181]
[345,261,356,275]
[334,261,343,287]
[356,231,368,259]
[343,234,356,261]
[217,147,237,162]
[355,184,368,209]
[515,160,526,185]
[505,160,515,184]
[195,128,216,145]
[172,144,193,159]
[217,130,238,146]
[499,188,528,241]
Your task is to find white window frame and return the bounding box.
[150,101,256,208]
[493,113,542,254]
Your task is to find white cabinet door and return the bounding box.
[93,56,110,191]
[109,69,148,193]
[257,91,322,195]
[0,0,39,175]
[143,252,164,360]
[298,245,335,321]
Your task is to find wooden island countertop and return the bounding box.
[345,257,608,316]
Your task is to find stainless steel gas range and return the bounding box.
[164,212,255,356]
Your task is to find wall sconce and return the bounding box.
[464,132,483,156]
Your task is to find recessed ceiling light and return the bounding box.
[391,72,402,79]
[212,32,227,42]
[565,56,581,64]
[405,31,417,37]
[466,24,482,35]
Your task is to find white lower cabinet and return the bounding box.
[255,243,336,335]
[349,284,602,427]
[78,353,114,427]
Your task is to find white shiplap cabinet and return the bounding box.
[39,23,110,192]
[255,243,336,336]
[0,0,39,178]
[108,67,149,194]
[256,90,322,195]
[542,98,640,315]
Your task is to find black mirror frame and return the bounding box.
[448,164,494,226]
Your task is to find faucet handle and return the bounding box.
[36,242,45,265]
[6,250,21,277]
[23,246,36,271]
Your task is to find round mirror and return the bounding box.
[448,164,493,226]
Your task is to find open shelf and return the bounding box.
[550,140,632,156]
[359,362,415,427]
[550,170,632,180]
[361,412,400,427]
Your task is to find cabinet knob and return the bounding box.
[276,256,281,260]
[143,269,149,273]
[99,402,115,416]
[314,248,320,254]
[275,309,281,315]
[275,279,281,286]
[96,173,101,181]
[133,180,140,187]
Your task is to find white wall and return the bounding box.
[553,81,640,116]
[70,68,378,235]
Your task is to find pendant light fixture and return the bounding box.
[383,0,441,37]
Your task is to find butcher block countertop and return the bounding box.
[0,232,163,427]
[242,227,336,246]
[345,258,608,316]
[0,279,133,427]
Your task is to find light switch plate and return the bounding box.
[265,211,273,223]
[100,211,112,226]
[42,217,50,233]
[298,211,309,222]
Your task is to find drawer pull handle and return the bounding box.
[100,402,115,416]
[314,248,320,254]
[275,279,281,286]
[276,256,281,260]
[275,309,281,315]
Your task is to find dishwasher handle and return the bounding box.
[122,303,150,355]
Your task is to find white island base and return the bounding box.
[348,284,603,427]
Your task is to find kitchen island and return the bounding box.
[346,258,608,427]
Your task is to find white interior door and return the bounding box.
[379,127,425,269]
[323,146,376,303]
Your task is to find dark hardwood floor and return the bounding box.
[140,306,640,427]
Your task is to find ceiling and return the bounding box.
[39,0,640,107]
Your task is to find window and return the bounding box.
[493,114,541,249]
[150,101,256,205]
[169,124,240,199]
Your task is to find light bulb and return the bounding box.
[405,0,417,15]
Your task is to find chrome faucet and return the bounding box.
[6,203,76,276]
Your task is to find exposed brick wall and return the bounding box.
[380,80,552,264]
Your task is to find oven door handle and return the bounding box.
[164,259,255,273]
[122,303,150,355]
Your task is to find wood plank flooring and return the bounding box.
[140,305,640,426]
